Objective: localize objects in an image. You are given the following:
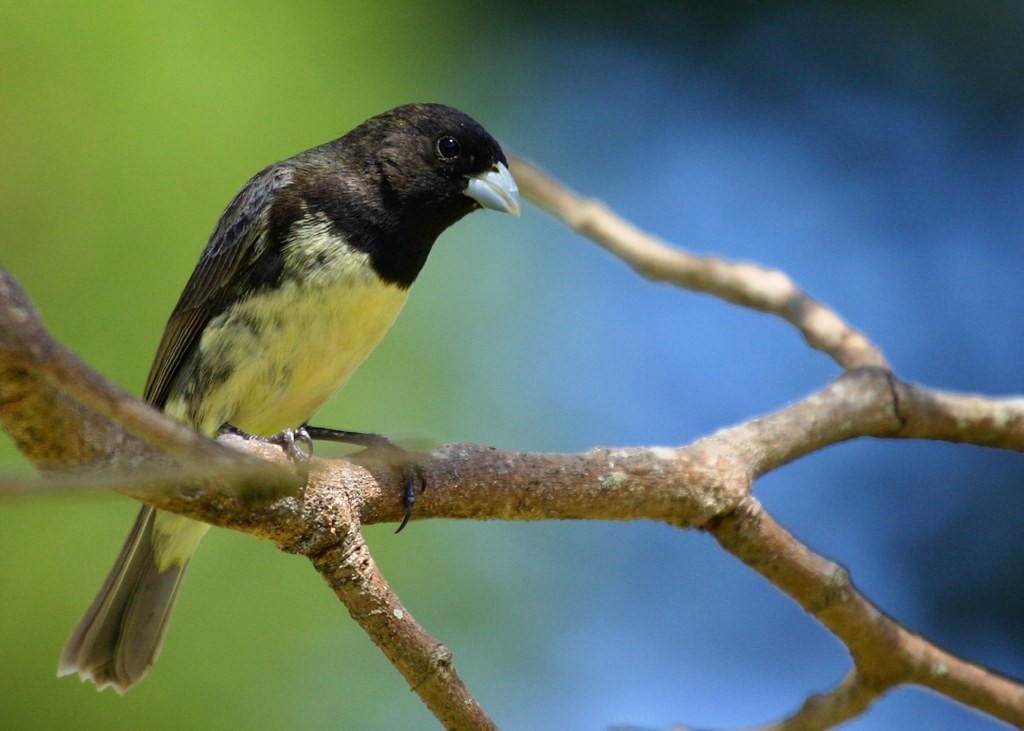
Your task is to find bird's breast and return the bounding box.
[178,241,411,437]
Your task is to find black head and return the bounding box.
[357,103,515,212]
[295,103,519,287]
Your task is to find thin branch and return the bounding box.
[895,382,1024,450]
[509,156,887,371]
[709,497,1024,729]
[694,670,881,731]
[760,671,879,731]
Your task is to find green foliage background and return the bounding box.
[1,3,538,729]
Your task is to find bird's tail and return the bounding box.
[58,506,190,694]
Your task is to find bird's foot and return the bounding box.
[214,424,310,502]
[220,424,313,463]
[267,426,314,463]
[304,426,425,532]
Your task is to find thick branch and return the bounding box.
[0,271,295,508]
[0,267,492,729]
[298,486,498,730]
[4,147,1024,731]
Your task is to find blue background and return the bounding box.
[1,2,1021,729]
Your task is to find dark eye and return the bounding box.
[436,135,461,160]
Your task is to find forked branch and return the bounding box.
[0,158,1021,729]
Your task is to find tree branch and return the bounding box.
[508,157,887,371]
[299,487,499,730]
[710,497,1024,729]
[2,157,1022,729]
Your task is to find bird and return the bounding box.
[58,103,520,693]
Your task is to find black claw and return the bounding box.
[396,505,413,534]
[395,461,425,534]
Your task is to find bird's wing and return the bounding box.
[143,164,293,409]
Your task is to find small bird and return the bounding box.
[58,103,520,693]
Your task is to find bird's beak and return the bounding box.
[465,162,521,216]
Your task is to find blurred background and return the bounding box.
[2,2,1022,729]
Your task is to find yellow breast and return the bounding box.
[168,240,410,437]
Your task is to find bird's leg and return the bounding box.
[304,425,425,532]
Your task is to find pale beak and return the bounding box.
[465,161,521,215]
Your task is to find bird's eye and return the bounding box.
[436,135,461,160]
